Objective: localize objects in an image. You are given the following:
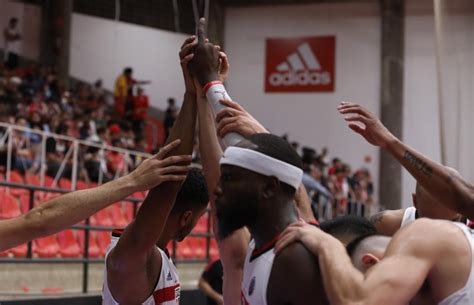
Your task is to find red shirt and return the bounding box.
[133,95,149,120]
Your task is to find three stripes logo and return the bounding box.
[265,36,335,92]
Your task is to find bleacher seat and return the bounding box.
[96,231,111,257]
[8,171,26,197]
[108,203,129,227]
[123,203,135,223]
[57,230,81,258]
[77,232,101,258]
[189,237,206,259]
[59,178,72,190]
[90,209,113,227]
[33,236,60,258]
[76,180,88,190]
[209,238,219,260]
[176,239,193,259]
[20,193,33,213]
[192,215,209,233]
[10,243,27,257]
[0,191,22,219]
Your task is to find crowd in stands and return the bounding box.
[0,63,160,184]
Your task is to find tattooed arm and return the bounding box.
[369,209,405,236]
[338,102,474,218]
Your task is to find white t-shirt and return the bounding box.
[102,234,181,305]
[3,26,19,59]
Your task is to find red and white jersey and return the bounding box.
[241,239,277,305]
[102,232,181,305]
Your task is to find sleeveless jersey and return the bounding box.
[438,223,474,305]
[102,233,181,305]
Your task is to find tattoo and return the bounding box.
[403,151,433,177]
[370,212,385,225]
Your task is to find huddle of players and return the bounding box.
[0,18,473,305]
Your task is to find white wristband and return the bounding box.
[204,81,244,147]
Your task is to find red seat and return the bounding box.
[90,209,113,227]
[20,193,33,213]
[77,232,101,258]
[193,216,209,233]
[57,230,81,258]
[176,239,193,259]
[131,192,145,201]
[25,174,40,186]
[8,171,26,197]
[33,236,60,258]
[43,176,55,188]
[10,243,27,257]
[189,237,206,259]
[123,203,135,223]
[96,231,111,257]
[108,203,129,227]
[59,178,72,190]
[76,180,88,190]
[0,191,22,219]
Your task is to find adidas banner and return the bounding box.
[265,36,335,92]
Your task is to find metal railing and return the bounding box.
[0,181,213,293]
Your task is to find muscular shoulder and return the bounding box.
[267,242,329,305]
[390,218,460,257]
[370,209,405,236]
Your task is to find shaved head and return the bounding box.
[347,234,391,273]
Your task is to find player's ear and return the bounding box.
[180,210,193,226]
[361,253,379,268]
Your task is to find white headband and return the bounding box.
[219,146,303,189]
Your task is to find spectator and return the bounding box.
[132,87,149,135]
[114,67,150,118]
[3,17,21,70]
[199,259,224,305]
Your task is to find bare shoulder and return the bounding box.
[391,218,465,256]
[267,242,329,305]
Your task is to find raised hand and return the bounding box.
[188,18,221,86]
[128,139,192,192]
[274,222,326,255]
[218,52,229,83]
[215,99,268,138]
[180,36,198,95]
[337,102,397,148]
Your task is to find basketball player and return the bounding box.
[102,35,212,305]
[338,102,474,219]
[276,218,474,305]
[0,139,189,252]
[370,182,463,236]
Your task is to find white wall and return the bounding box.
[70,14,189,109]
[224,3,381,200]
[0,0,41,61]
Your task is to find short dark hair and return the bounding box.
[171,168,209,214]
[124,67,133,75]
[346,232,379,257]
[320,215,377,241]
[248,133,303,193]
[9,18,18,24]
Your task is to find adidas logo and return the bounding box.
[166,271,173,281]
[268,43,331,87]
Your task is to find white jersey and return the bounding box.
[401,207,417,227]
[241,239,276,305]
[438,223,474,305]
[102,233,181,305]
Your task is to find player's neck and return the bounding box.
[249,199,298,249]
[156,229,173,250]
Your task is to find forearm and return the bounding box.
[199,278,222,302]
[316,236,364,305]
[386,138,474,217]
[0,175,136,250]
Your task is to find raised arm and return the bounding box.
[275,221,436,305]
[0,152,185,252]
[106,36,198,304]
[338,102,474,218]
[189,19,250,305]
